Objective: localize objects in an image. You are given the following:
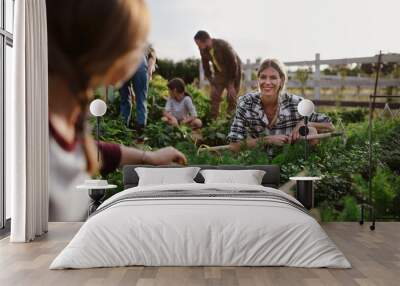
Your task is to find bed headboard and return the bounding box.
[122,165,280,189]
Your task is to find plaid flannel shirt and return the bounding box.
[228,92,332,143]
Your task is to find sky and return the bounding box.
[147,0,400,63]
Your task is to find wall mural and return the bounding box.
[91,59,400,223]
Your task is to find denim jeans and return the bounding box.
[119,58,148,127]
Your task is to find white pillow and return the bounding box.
[135,167,200,186]
[200,169,266,185]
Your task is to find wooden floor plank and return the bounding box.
[0,222,399,286]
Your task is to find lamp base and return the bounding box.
[88,189,106,216]
[296,180,314,210]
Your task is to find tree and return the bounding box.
[295,68,310,96]
[361,61,396,77]
[155,58,200,84]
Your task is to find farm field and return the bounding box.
[94,75,400,222]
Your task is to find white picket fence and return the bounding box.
[199,53,400,99]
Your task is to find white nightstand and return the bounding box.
[76,183,117,216]
[289,176,321,210]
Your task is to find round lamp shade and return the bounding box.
[298,99,315,116]
[89,99,107,117]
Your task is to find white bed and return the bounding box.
[50,182,351,269]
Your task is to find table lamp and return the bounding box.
[297,99,315,161]
[89,99,107,161]
[290,99,319,210]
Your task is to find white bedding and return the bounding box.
[50,183,351,269]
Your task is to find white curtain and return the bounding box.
[7,0,49,242]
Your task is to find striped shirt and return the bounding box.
[228,92,331,143]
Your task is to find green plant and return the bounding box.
[327,108,367,125]
[144,122,191,148]
[201,118,231,147]
[352,167,400,218]
[319,201,338,222]
[338,196,360,221]
[379,121,400,174]
[371,167,399,217]
[186,84,211,124]
[147,75,169,121]
[103,169,124,199]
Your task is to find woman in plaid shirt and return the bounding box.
[228,59,334,152]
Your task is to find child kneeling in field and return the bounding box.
[162,78,202,129]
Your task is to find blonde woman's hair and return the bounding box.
[257,58,288,95]
[47,0,150,175]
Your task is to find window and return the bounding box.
[5,0,13,34]
[1,0,14,231]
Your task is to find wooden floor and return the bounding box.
[0,222,399,286]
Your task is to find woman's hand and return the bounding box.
[306,126,319,146]
[144,147,187,165]
[264,135,289,146]
[290,121,335,143]
[230,134,290,152]
[246,135,290,148]
[289,122,304,144]
[289,123,320,145]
